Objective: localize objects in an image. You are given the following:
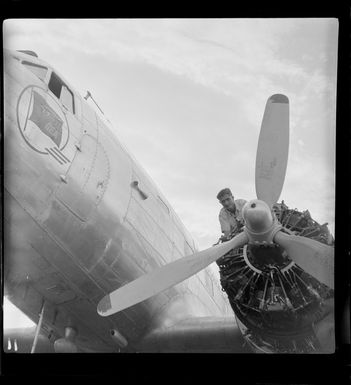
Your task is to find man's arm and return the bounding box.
[219,210,231,238]
[235,199,247,211]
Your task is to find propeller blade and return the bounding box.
[97,231,248,316]
[274,231,334,289]
[255,94,289,207]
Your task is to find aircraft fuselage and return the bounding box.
[4,49,232,352]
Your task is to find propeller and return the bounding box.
[97,231,248,316]
[255,94,289,207]
[273,231,334,289]
[248,94,334,289]
[97,93,334,317]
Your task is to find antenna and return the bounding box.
[84,90,113,126]
[84,90,105,116]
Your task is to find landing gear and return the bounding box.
[31,301,45,353]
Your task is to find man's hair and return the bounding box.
[216,188,233,200]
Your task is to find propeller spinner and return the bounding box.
[97,94,334,317]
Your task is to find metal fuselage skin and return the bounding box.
[3,50,232,352]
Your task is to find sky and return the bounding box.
[3,18,338,328]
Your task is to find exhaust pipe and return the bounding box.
[110,329,128,348]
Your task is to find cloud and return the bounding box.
[2,21,300,89]
[4,18,337,245]
[4,20,336,123]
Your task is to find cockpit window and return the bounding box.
[22,61,48,82]
[48,72,75,114]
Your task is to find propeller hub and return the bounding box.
[243,199,274,233]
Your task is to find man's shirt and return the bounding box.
[219,199,247,238]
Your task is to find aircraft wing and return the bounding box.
[133,317,249,353]
[3,318,249,353]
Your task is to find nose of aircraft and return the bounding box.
[242,200,274,233]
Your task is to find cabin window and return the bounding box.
[22,61,47,82]
[48,72,75,114]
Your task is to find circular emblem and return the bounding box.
[17,85,70,155]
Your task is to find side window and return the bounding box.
[22,61,47,81]
[48,72,75,114]
[60,85,74,113]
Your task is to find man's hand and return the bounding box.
[213,234,230,246]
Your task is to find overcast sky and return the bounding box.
[3,18,338,328]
